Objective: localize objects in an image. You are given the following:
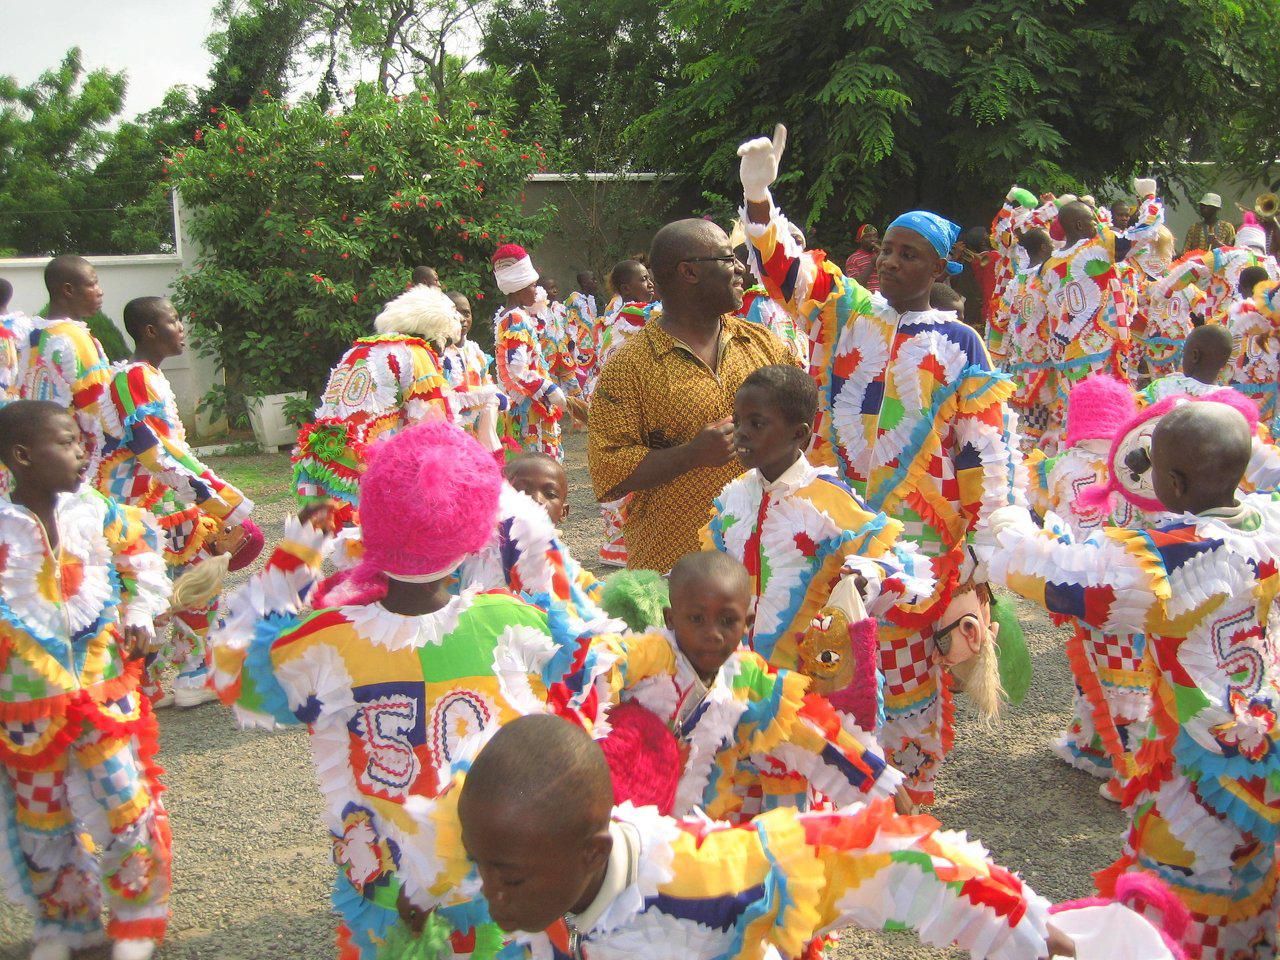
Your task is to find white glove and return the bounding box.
[987,504,1035,539]
[1134,177,1157,198]
[737,123,787,203]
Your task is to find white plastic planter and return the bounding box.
[246,391,306,448]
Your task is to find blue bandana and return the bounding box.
[887,211,964,275]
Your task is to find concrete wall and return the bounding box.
[1160,166,1277,249]
[0,193,227,438]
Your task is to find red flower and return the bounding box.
[434,116,441,123]
[391,233,400,239]
[467,101,477,108]
[340,214,348,221]
[480,231,489,238]
[420,95,430,102]
[303,229,313,236]
[340,252,350,259]
[467,124,476,131]
[500,129,509,137]
[352,294,360,303]
[476,292,485,300]
[236,145,245,153]
[520,154,529,160]
[435,200,444,207]
[261,88,270,96]
[354,217,363,225]
[301,247,308,253]
[453,253,465,262]
[435,225,443,231]
[210,107,218,114]
[392,201,402,209]
[218,122,228,130]
[315,161,325,167]
[368,164,378,172]
[194,130,203,141]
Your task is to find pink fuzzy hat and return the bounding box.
[311,420,502,607]
[1079,388,1259,514]
[1065,374,1138,446]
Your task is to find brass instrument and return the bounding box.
[1256,193,1278,221]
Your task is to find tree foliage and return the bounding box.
[165,81,551,410]
[486,0,1280,241]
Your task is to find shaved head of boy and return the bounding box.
[1180,323,1233,386]
[609,258,656,304]
[664,550,753,683]
[1151,401,1252,515]
[459,714,615,933]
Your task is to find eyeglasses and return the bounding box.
[681,254,740,265]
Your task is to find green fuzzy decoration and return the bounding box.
[601,569,669,631]
[990,593,1032,705]
[377,913,452,960]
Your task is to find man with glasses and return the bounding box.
[588,218,798,573]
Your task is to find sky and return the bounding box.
[2,0,220,120]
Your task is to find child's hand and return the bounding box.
[568,396,589,426]
[298,500,342,535]
[119,624,154,660]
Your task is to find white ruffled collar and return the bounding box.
[341,584,479,649]
[580,803,681,936]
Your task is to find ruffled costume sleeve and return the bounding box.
[106,363,254,525]
[733,653,903,806]
[1120,192,1165,255]
[100,492,171,633]
[208,514,331,727]
[402,341,453,425]
[31,322,114,472]
[946,366,1024,568]
[983,514,1163,636]
[495,309,566,416]
[1151,251,1210,302]
[402,796,1054,960]
[742,202,876,379]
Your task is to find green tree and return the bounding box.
[550,0,1280,241]
[165,78,552,419]
[0,48,129,256]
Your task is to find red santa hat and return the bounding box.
[492,243,539,295]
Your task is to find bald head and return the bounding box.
[649,219,742,319]
[1181,324,1233,384]
[1058,201,1096,242]
[43,254,101,320]
[1151,401,1252,512]
[650,220,725,287]
[460,714,613,838]
[669,549,751,602]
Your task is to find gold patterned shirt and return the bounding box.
[588,314,797,572]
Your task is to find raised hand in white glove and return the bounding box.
[1134,177,1157,198]
[738,123,788,204]
[987,504,1035,540]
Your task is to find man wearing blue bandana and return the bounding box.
[737,125,1024,805]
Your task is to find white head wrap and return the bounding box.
[494,253,539,295]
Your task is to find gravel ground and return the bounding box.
[0,429,1125,959]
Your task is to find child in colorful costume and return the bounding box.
[21,256,115,479]
[209,421,611,960]
[492,246,587,460]
[703,365,934,694]
[739,125,1022,803]
[499,451,605,619]
[0,401,172,960]
[984,396,1280,960]
[1141,324,1233,406]
[293,285,458,522]
[386,714,1184,960]
[95,297,256,707]
[440,291,505,452]
[586,550,903,823]
[1223,266,1279,424]
[1036,184,1164,442]
[1025,375,1152,795]
[986,187,1058,369]
[536,276,583,411]
[563,271,600,394]
[1004,228,1057,450]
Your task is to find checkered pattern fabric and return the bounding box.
[1087,631,1145,675]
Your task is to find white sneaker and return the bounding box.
[112,939,157,960]
[29,941,71,960]
[1099,781,1122,803]
[175,683,217,709]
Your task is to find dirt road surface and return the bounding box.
[0,430,1125,959]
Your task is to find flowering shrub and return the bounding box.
[166,81,552,407]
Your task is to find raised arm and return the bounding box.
[107,364,253,525]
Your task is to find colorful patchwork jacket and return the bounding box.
[745,204,1022,607]
[21,318,115,476]
[0,489,169,770]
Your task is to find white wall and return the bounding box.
[0,193,227,438]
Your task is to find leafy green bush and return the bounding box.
[166,79,553,413]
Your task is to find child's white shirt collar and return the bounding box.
[757,452,814,494]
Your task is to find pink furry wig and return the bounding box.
[311,420,502,607]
